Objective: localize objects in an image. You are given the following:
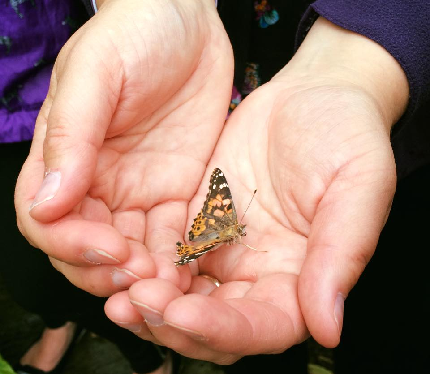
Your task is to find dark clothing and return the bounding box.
[303,0,430,119]
[335,163,430,374]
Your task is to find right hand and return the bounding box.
[14,0,233,295]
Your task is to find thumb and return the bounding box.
[298,156,396,348]
[28,32,120,222]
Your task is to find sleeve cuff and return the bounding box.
[296,0,430,128]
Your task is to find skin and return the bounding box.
[14,0,408,366]
[105,18,408,363]
[15,0,231,295]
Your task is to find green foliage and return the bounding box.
[0,354,16,374]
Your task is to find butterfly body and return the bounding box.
[175,168,249,266]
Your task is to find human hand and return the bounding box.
[14,0,233,295]
[104,18,409,362]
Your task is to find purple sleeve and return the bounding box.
[296,0,430,122]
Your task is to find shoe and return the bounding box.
[14,325,85,374]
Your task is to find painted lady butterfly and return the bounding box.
[175,168,257,266]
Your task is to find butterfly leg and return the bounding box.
[240,243,267,252]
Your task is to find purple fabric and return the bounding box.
[0,0,78,143]
[297,0,430,122]
[296,0,430,178]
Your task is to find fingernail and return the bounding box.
[115,321,143,333]
[164,321,207,341]
[29,170,61,210]
[130,301,164,327]
[334,293,345,336]
[111,268,140,288]
[83,249,121,265]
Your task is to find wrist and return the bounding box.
[277,17,409,131]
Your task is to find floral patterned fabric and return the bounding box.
[223,0,308,114]
[254,0,280,29]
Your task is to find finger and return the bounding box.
[187,275,221,295]
[126,278,239,364]
[207,280,253,298]
[299,158,396,347]
[129,275,306,361]
[145,201,193,291]
[112,210,146,243]
[164,274,306,356]
[28,29,122,222]
[18,215,129,266]
[105,291,160,344]
[50,239,155,296]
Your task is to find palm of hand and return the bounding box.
[171,83,311,360]
[104,84,310,363]
[105,79,396,363]
[16,1,233,295]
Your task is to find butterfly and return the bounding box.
[175,168,258,266]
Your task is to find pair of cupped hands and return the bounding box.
[15,0,408,365]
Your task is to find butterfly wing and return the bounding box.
[188,168,238,242]
[175,241,222,266]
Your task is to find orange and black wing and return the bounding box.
[174,241,221,266]
[188,168,237,242]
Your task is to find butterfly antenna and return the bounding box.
[240,189,257,224]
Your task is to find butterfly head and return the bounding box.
[236,223,247,237]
